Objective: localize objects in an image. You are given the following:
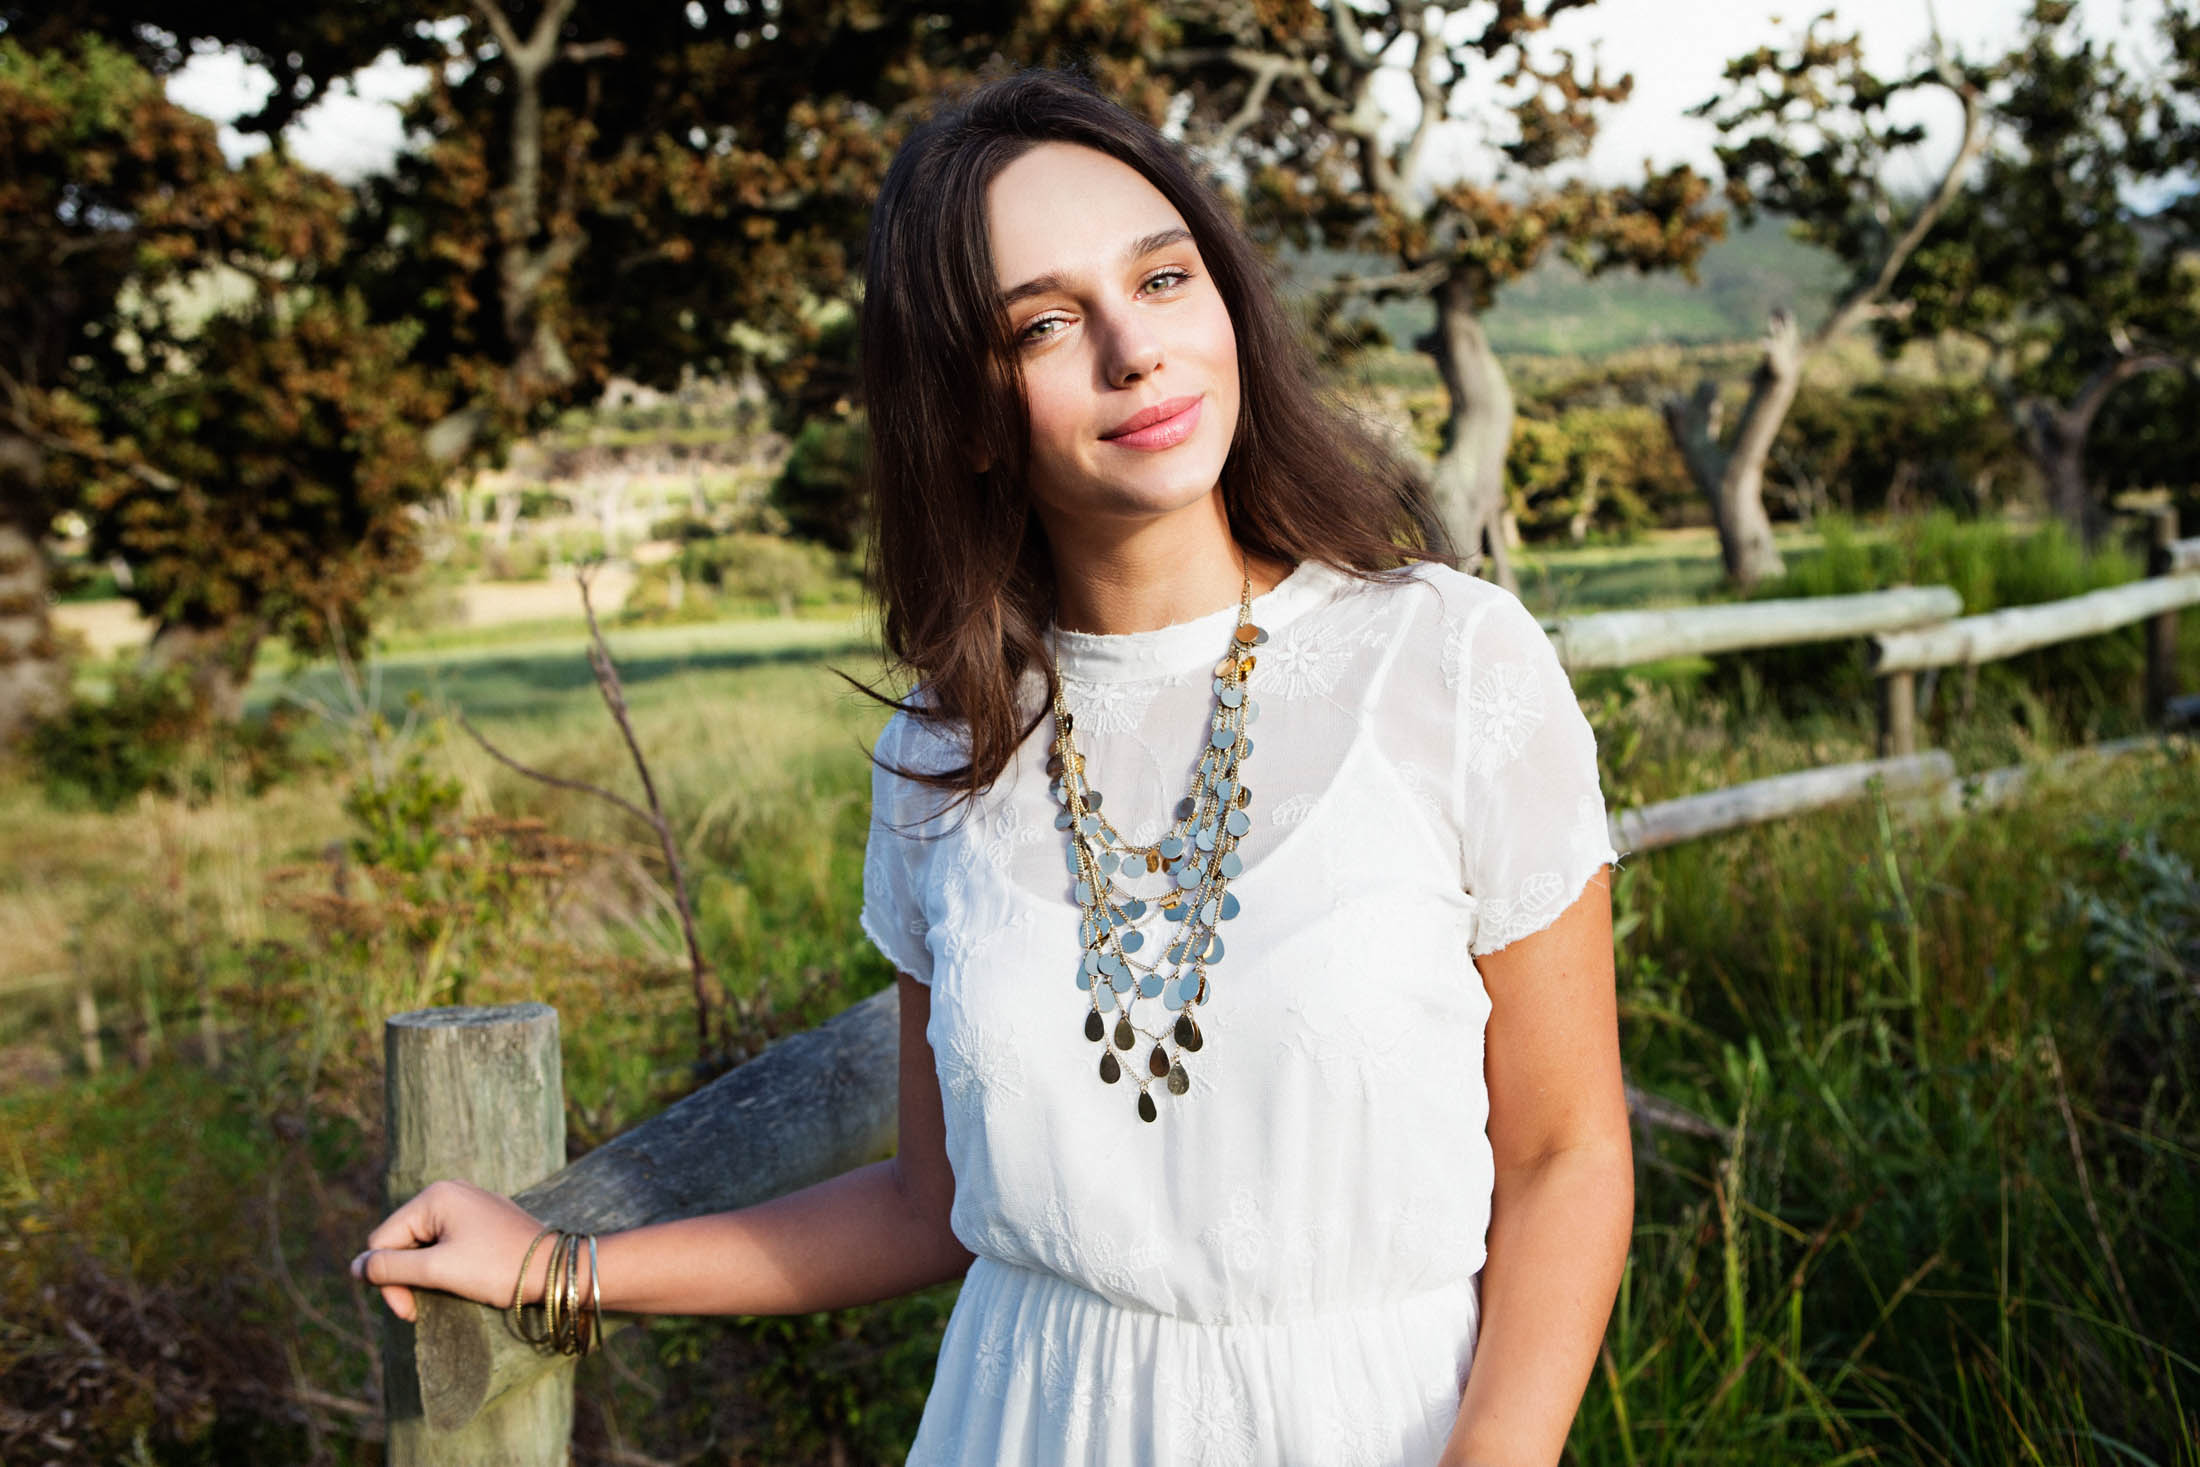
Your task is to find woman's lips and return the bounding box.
[1100,395,1203,451]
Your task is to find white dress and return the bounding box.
[860,559,1623,1466]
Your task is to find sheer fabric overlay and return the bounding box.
[860,560,1623,1466]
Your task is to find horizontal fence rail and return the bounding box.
[1609,751,1956,854]
[1871,570,2200,674]
[1546,586,1963,670]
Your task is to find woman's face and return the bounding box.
[985,142,1241,532]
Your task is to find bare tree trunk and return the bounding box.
[2016,353,2181,549]
[0,441,70,743]
[2022,399,2096,546]
[1663,314,1794,589]
[1430,272,1517,592]
[143,619,264,724]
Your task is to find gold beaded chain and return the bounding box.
[1048,572,1266,1123]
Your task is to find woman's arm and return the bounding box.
[353,973,975,1319]
[1437,868,1633,1467]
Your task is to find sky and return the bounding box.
[166,0,2169,190]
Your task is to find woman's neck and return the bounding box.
[1042,492,1289,636]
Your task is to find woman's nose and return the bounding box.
[1097,306,1163,387]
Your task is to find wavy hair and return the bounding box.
[860,69,1445,809]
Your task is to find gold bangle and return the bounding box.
[560,1228,581,1353]
[509,1226,558,1345]
[552,1229,576,1351]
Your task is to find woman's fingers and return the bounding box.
[349,1249,421,1321]
[364,1178,461,1253]
[351,1178,542,1320]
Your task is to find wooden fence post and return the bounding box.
[382,1003,570,1466]
[1879,670,1917,758]
[2149,506,2181,722]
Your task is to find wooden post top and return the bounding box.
[388,1003,557,1031]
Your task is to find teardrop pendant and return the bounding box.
[1137,1091,1158,1123]
[1099,1051,1121,1084]
[1113,1017,1135,1050]
[1148,1043,1170,1079]
[1085,1010,1104,1043]
[1175,1013,1203,1052]
[1166,1060,1190,1095]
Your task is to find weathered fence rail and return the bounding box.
[1868,573,2200,674]
[1545,586,1962,669]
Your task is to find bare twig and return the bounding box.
[455,565,728,1062]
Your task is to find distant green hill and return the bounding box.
[1279,215,1847,359]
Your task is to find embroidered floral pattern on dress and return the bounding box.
[1464,658,1548,779]
[935,1019,1026,1114]
[1039,1336,1103,1424]
[970,1330,1017,1400]
[1270,791,1322,826]
[972,801,1045,871]
[1282,1003,1415,1100]
[1166,1372,1260,1467]
[1313,1406,1398,1467]
[1470,867,1573,955]
[1060,673,1163,736]
[1261,616,1351,700]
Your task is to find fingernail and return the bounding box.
[350,1251,366,1279]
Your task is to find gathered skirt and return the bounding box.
[906,1256,1482,1467]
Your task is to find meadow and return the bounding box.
[1,519,2196,1465]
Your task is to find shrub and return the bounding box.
[1508,404,1693,541]
[623,534,855,622]
[25,666,310,811]
[1771,378,2030,519]
[770,414,868,552]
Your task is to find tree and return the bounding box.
[1162,0,1723,587]
[1668,14,1988,587]
[1877,2,2198,544]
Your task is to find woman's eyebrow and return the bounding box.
[998,227,1195,308]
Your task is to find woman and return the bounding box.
[354,70,1633,1467]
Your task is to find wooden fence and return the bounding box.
[375,515,2199,1463]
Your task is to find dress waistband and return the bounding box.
[967,1254,1482,1335]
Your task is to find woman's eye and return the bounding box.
[1142,268,1192,294]
[1019,316,1067,344]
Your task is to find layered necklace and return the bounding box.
[1048,570,1266,1123]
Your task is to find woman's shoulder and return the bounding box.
[1344,558,1548,647]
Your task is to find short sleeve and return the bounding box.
[1452,589,1622,957]
[859,713,937,984]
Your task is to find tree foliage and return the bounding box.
[1875,1,2200,539]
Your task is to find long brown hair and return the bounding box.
[861,68,1445,810]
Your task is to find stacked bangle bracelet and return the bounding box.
[509,1226,603,1358]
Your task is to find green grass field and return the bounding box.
[3,525,2195,1465]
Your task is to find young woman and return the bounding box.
[354,70,1633,1467]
